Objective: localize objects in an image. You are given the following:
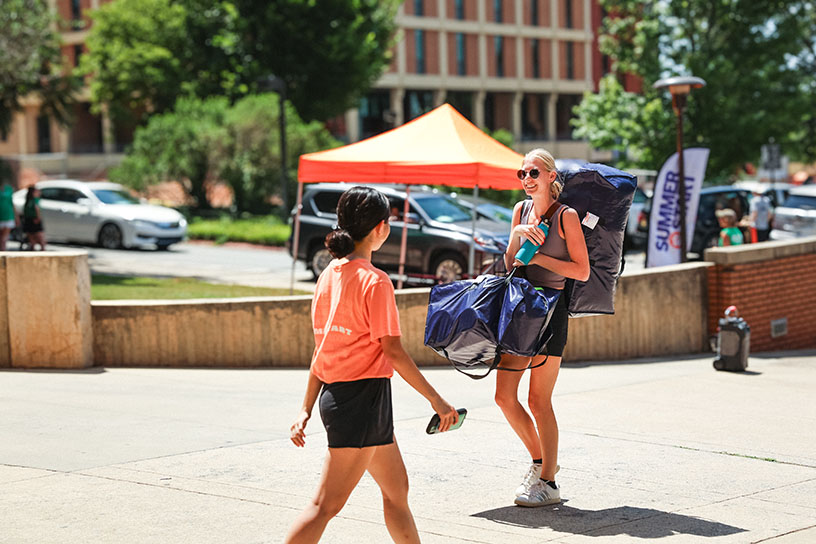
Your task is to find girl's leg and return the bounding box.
[495,354,541,459]
[366,439,419,544]
[528,354,562,480]
[0,227,9,250]
[284,446,376,544]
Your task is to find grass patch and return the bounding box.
[92,274,310,300]
[187,215,291,246]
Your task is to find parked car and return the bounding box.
[769,185,816,240]
[624,187,651,249]
[289,183,507,282]
[449,194,514,224]
[12,180,187,250]
[637,186,751,257]
[733,180,794,208]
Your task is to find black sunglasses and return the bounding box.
[517,168,541,180]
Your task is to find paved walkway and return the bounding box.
[2,351,815,543]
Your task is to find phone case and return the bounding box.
[426,408,468,434]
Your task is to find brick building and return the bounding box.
[1,0,626,179]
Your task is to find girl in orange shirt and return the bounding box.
[285,186,458,544]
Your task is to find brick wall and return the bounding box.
[705,238,816,353]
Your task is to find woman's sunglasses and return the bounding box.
[517,168,541,180]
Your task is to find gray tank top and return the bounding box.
[518,199,569,290]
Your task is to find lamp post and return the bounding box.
[257,75,288,211]
[653,76,705,263]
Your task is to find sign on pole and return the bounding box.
[646,148,710,268]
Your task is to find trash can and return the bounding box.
[713,305,750,372]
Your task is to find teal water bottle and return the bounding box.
[514,217,550,265]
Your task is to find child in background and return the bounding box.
[22,186,46,251]
[285,186,459,544]
[716,208,744,247]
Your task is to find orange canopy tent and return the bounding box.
[298,103,523,188]
[291,104,524,291]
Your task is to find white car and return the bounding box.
[769,185,816,240]
[13,180,187,250]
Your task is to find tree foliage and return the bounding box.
[110,95,340,214]
[0,0,79,139]
[79,0,400,125]
[574,0,816,178]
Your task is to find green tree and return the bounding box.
[574,0,815,178]
[110,96,228,208]
[79,0,400,125]
[0,0,78,139]
[111,95,340,213]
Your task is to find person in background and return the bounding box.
[0,179,17,250]
[748,189,773,242]
[285,186,458,544]
[716,208,744,247]
[22,186,46,251]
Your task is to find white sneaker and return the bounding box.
[514,479,561,507]
[514,463,560,497]
[514,463,542,497]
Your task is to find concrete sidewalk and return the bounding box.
[2,351,815,543]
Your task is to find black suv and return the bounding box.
[289,184,509,282]
[637,186,751,257]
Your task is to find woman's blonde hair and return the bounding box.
[525,148,562,199]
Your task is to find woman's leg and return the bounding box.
[284,446,376,544]
[0,227,9,251]
[528,354,562,481]
[366,439,420,544]
[495,354,541,459]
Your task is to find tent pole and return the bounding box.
[469,184,478,277]
[397,186,410,290]
[289,180,305,295]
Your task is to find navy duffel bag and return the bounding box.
[424,274,560,379]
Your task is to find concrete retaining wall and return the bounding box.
[0,251,93,368]
[91,263,712,367]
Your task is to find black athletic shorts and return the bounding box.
[540,288,569,357]
[319,377,394,449]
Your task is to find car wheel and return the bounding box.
[98,223,123,249]
[308,247,332,279]
[431,252,466,284]
[156,243,172,251]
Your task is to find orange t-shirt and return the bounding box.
[310,259,401,383]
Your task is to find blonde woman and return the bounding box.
[496,148,589,507]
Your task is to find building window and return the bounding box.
[566,42,574,79]
[530,0,539,25]
[403,90,434,121]
[415,30,426,74]
[556,94,582,140]
[456,33,466,76]
[455,0,464,19]
[74,45,83,67]
[359,91,392,140]
[37,114,51,153]
[564,0,573,28]
[414,0,424,16]
[447,91,473,119]
[495,36,504,77]
[522,94,549,141]
[71,0,81,21]
[531,39,540,78]
[494,0,503,23]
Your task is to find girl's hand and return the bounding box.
[290,410,311,447]
[513,223,545,246]
[430,398,459,433]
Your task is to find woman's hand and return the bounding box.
[513,223,545,246]
[430,397,459,432]
[290,409,311,447]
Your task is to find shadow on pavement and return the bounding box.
[471,504,746,538]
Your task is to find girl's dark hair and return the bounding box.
[325,186,390,258]
[25,186,37,205]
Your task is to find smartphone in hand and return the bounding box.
[426,408,468,434]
